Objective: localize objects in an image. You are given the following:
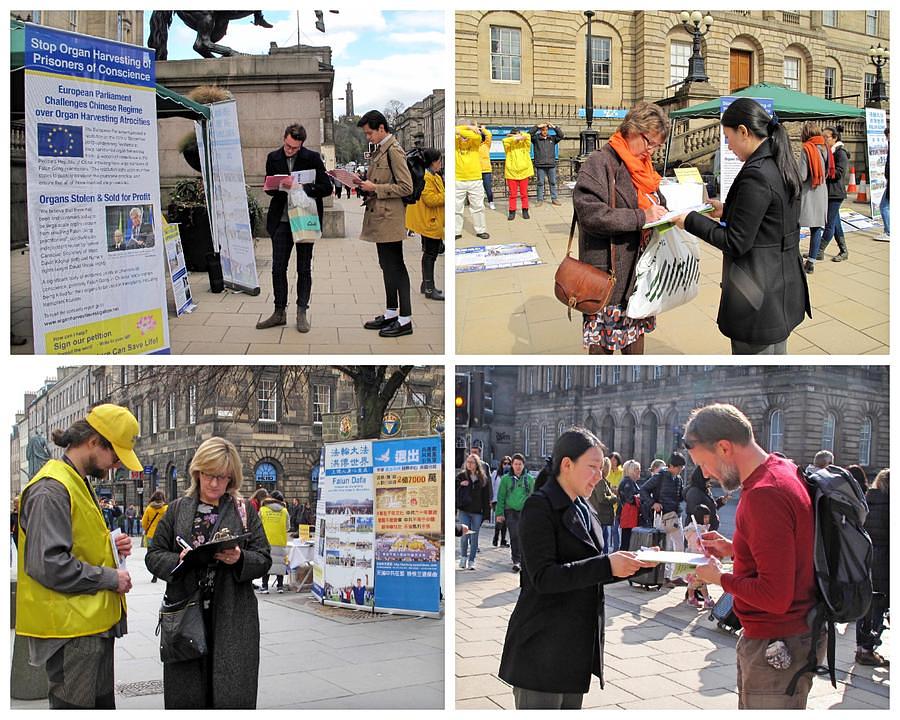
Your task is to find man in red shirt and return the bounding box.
[684,403,824,709]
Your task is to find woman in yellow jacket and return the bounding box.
[141,490,168,582]
[503,130,534,220]
[405,148,445,301]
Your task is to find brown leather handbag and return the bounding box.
[554,173,617,320]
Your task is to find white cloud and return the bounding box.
[386,32,447,48]
[335,50,446,118]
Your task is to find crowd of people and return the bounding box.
[457,404,890,710]
[13,404,319,709]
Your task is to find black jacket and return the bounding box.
[264,145,333,236]
[864,487,889,594]
[455,471,492,517]
[826,144,849,201]
[529,126,565,168]
[684,471,721,532]
[685,140,811,345]
[639,469,684,515]
[498,477,617,694]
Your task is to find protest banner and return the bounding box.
[319,441,375,610]
[456,243,542,273]
[373,436,442,616]
[162,222,195,316]
[865,108,888,221]
[196,99,260,294]
[719,97,774,201]
[24,24,170,354]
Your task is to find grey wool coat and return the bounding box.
[360,134,414,243]
[146,494,271,709]
[799,144,828,228]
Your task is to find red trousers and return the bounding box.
[507,178,530,211]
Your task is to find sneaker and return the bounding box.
[512,564,521,573]
[856,649,890,667]
[256,587,269,594]
[459,559,468,570]
[500,541,510,547]
[489,202,496,210]
[468,563,476,571]
[873,233,890,242]
[803,259,815,274]
[277,587,284,594]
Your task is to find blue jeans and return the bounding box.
[536,166,558,202]
[880,192,890,235]
[457,511,483,562]
[601,524,613,552]
[820,199,845,252]
[611,516,620,551]
[807,227,824,261]
[482,172,494,203]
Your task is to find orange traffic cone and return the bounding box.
[846,166,857,195]
[856,173,869,203]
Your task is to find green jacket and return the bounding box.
[495,472,534,516]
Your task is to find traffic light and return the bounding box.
[470,372,483,427]
[455,373,470,426]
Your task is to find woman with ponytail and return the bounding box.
[820,125,850,261]
[673,98,810,354]
[574,102,670,355]
[498,428,657,709]
[798,122,829,273]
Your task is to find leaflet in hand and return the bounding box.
[327,168,363,188]
[634,549,710,565]
[642,204,714,230]
[264,174,290,191]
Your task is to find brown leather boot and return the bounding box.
[256,308,286,329]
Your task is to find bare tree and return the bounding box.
[333,366,415,438]
[383,99,405,128]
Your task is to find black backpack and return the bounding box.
[786,464,873,695]
[386,146,427,205]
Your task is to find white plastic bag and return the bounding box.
[652,510,663,531]
[287,185,321,243]
[626,224,701,318]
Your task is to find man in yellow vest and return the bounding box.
[16,404,143,708]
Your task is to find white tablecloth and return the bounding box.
[287,540,314,569]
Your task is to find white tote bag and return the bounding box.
[625,224,701,319]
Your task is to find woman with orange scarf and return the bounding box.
[799,122,830,273]
[573,102,669,354]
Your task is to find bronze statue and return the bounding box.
[148,11,273,61]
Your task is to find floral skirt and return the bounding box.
[583,305,656,352]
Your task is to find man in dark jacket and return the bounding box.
[640,452,686,586]
[529,123,564,205]
[257,123,333,333]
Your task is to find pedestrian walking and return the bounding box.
[799,122,829,274]
[358,110,416,338]
[529,122,565,205]
[405,147,445,301]
[16,405,141,708]
[456,454,492,570]
[256,123,333,333]
[498,428,657,709]
[141,490,168,583]
[674,98,810,354]
[491,456,511,547]
[146,437,271,708]
[819,125,850,261]
[125,503,137,536]
[494,453,534,573]
[455,122,490,239]
[639,452,687,586]
[502,129,534,220]
[617,459,642,552]
[258,490,289,593]
[574,102,670,355]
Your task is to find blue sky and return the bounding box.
[142,10,446,117]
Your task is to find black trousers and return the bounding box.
[271,221,313,310]
[376,241,412,317]
[421,236,443,285]
[46,636,116,709]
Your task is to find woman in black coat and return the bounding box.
[819,125,850,261]
[674,98,811,355]
[498,428,656,709]
[684,466,729,532]
[456,453,492,570]
[146,438,271,708]
[855,468,889,666]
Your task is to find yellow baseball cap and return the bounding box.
[85,404,142,472]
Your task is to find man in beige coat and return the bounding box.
[357,110,416,337]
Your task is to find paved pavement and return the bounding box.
[11,545,444,709]
[455,198,889,355]
[455,525,890,710]
[11,196,445,355]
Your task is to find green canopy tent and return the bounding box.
[664,82,866,176]
[10,19,210,122]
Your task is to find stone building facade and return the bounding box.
[457,365,889,479]
[456,10,890,181]
[394,89,447,153]
[11,366,444,515]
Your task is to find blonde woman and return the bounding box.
[146,437,271,708]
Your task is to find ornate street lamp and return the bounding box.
[580,10,599,157]
[867,44,890,104]
[679,11,714,84]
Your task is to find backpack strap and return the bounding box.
[785,603,832,696]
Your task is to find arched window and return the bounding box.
[601,415,615,453]
[523,425,531,457]
[821,412,836,453]
[769,410,784,453]
[255,461,278,489]
[641,411,658,465]
[858,417,872,466]
[545,367,554,391]
[557,420,566,439]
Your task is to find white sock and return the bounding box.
[384,308,399,319]
[398,315,411,326]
